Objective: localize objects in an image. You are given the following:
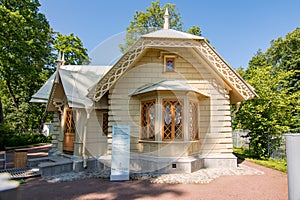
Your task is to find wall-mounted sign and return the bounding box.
[110,125,130,181]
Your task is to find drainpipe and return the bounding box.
[82,110,90,169]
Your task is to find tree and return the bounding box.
[120,0,202,52]
[53,33,90,65]
[187,25,202,36]
[0,98,4,124]
[234,65,294,157]
[233,29,300,158]
[265,28,300,92]
[0,0,54,131]
[0,1,91,131]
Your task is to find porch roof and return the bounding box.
[129,80,210,97]
[30,72,56,103]
[59,65,111,108]
[30,65,112,108]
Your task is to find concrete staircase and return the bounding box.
[27,155,98,177]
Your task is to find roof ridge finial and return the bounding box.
[61,52,65,66]
[163,8,169,30]
[56,51,65,70]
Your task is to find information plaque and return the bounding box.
[110,125,130,181]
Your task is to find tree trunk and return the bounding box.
[0,98,4,124]
[6,80,19,109]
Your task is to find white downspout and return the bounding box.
[82,110,91,169]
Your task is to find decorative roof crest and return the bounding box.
[163,8,169,29]
[56,51,65,70]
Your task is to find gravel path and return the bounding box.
[43,162,264,184]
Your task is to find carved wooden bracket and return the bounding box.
[53,99,64,115]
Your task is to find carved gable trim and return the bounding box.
[88,37,257,102]
[89,38,199,101]
[197,41,257,100]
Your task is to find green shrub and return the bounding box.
[1,130,52,149]
[0,124,14,150]
[0,124,14,135]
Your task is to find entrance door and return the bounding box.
[63,107,76,154]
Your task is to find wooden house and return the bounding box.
[31,11,257,173]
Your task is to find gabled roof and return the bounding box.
[88,28,257,103]
[31,65,111,108]
[58,65,111,108]
[30,72,56,103]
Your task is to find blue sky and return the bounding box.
[39,0,300,68]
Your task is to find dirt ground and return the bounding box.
[4,145,288,200]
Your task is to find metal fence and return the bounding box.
[268,135,286,160]
[232,129,250,148]
[232,129,293,160]
[20,123,54,136]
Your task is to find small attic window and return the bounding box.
[164,56,176,72]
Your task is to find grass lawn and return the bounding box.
[233,147,287,173]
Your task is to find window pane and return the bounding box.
[189,101,198,140]
[165,57,175,72]
[149,104,155,138]
[102,112,108,136]
[167,60,174,71]
[65,109,75,133]
[141,100,155,140]
[175,103,181,125]
[163,99,183,140]
[164,102,172,125]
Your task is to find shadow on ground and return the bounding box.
[19,177,184,200]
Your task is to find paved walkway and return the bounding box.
[17,160,287,200]
[3,145,288,199]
